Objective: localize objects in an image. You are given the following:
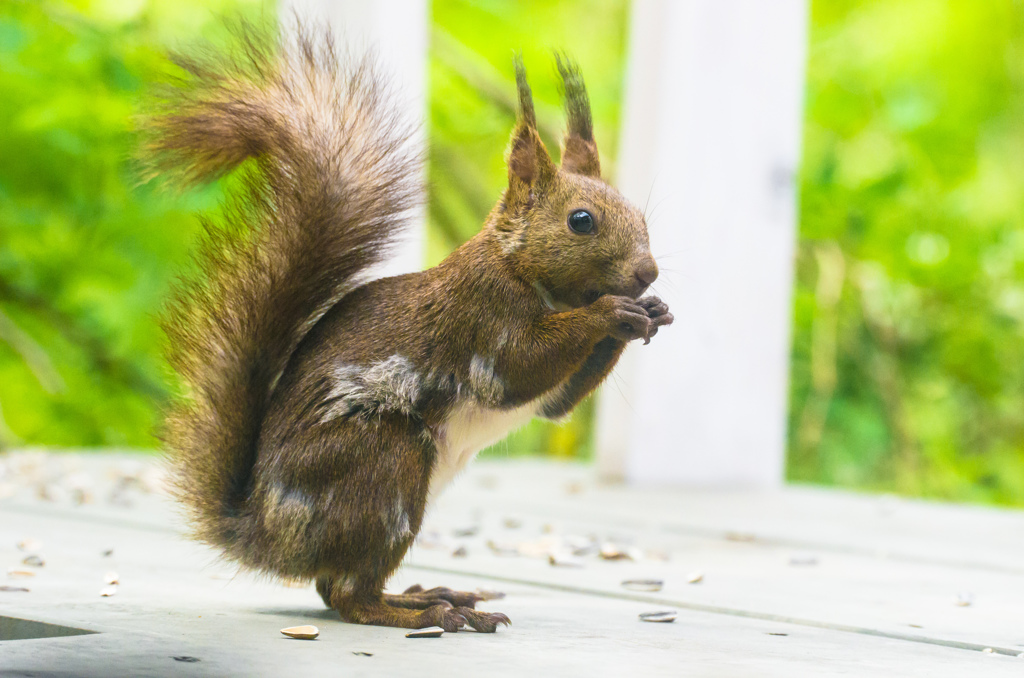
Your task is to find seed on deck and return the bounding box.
[599,543,638,561]
[687,572,704,584]
[486,540,518,557]
[21,555,44,567]
[406,626,444,638]
[639,611,677,623]
[0,585,30,592]
[564,481,584,495]
[548,552,584,568]
[280,625,319,640]
[99,585,118,597]
[788,554,818,566]
[622,579,663,592]
[725,532,756,542]
[953,592,974,607]
[17,538,42,553]
[7,568,35,578]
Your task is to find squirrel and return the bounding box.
[146,20,672,634]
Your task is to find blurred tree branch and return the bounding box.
[0,307,64,394]
[431,26,563,145]
[794,241,845,466]
[0,278,166,401]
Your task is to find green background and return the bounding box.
[2,0,1023,505]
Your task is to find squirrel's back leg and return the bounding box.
[255,410,510,631]
[382,585,511,632]
[299,413,469,631]
[316,578,510,633]
[385,584,499,609]
[254,405,511,631]
[316,575,470,632]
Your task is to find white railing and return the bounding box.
[596,0,808,488]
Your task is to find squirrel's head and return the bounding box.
[489,56,657,309]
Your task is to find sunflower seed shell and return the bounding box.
[280,625,319,640]
[622,579,663,592]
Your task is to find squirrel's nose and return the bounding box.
[634,258,659,286]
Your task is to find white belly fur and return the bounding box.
[428,398,541,503]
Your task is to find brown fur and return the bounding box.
[148,20,672,633]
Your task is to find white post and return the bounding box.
[596,0,808,487]
[283,0,429,276]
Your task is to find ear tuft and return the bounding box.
[514,54,537,129]
[505,57,555,210]
[555,53,601,178]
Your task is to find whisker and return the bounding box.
[645,195,672,227]
[649,277,686,299]
[642,180,656,221]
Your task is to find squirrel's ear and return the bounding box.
[555,54,600,178]
[506,58,555,209]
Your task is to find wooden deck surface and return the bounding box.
[0,452,1021,676]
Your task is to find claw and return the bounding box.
[456,607,512,633]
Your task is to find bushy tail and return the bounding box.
[144,19,420,548]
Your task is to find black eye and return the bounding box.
[568,209,595,234]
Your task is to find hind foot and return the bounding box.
[386,584,506,610]
[318,575,509,633]
[454,606,511,633]
[385,584,510,632]
[338,597,468,632]
[318,575,469,631]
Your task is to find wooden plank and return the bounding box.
[0,505,1019,676]
[3,454,1022,674]
[411,460,1024,652]
[441,461,1024,572]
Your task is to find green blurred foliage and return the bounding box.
[0,0,264,447]
[4,0,1024,506]
[0,0,629,459]
[789,0,1024,504]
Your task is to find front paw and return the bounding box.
[639,296,674,342]
[592,295,652,343]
